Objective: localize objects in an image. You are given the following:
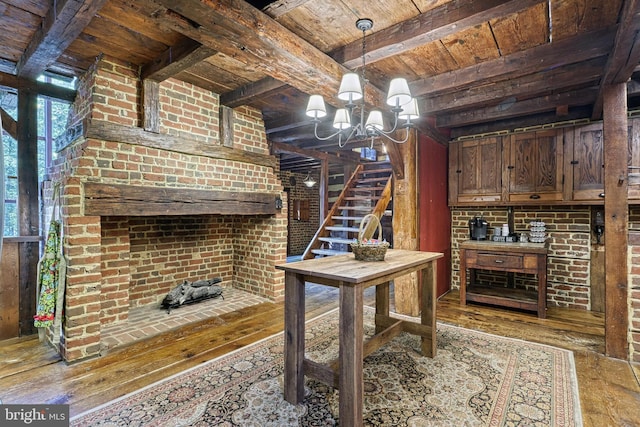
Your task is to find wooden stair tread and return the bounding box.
[357,176,392,184]
[311,249,351,256]
[319,236,355,244]
[346,186,384,193]
[331,216,364,221]
[344,196,382,201]
[326,225,360,232]
[360,167,392,173]
[338,205,375,211]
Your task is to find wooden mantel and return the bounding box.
[84,182,278,216]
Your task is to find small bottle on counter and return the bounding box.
[502,224,509,237]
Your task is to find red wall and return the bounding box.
[418,135,451,297]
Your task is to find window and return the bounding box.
[1,75,73,237]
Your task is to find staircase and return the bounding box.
[302,162,393,260]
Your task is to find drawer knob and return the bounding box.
[495,259,504,263]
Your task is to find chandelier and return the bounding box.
[305,18,419,147]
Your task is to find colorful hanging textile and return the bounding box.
[34,220,61,328]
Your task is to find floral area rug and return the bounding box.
[71,307,582,426]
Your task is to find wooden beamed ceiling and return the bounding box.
[1,0,640,171]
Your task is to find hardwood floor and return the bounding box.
[1,285,638,426]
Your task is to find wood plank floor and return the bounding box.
[1,285,638,426]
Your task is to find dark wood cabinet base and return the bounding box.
[459,240,549,318]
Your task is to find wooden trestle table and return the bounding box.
[276,249,443,427]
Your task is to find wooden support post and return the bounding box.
[320,158,328,220]
[142,79,160,133]
[603,82,629,360]
[220,105,234,147]
[17,88,39,336]
[393,130,420,315]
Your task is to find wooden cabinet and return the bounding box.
[627,118,640,200]
[448,136,503,205]
[506,130,563,203]
[459,240,549,318]
[565,118,640,201]
[565,123,605,201]
[447,121,640,206]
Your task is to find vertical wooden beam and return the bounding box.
[603,82,629,360]
[320,158,329,220]
[142,79,160,133]
[17,88,39,336]
[393,131,419,315]
[220,105,234,147]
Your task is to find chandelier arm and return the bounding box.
[375,127,411,144]
[312,121,349,141]
[338,126,360,148]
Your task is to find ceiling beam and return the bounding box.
[0,71,76,102]
[424,57,606,116]
[147,0,406,175]
[591,0,640,119]
[411,26,616,97]
[331,0,546,69]
[437,87,599,128]
[148,0,385,108]
[221,77,287,108]
[271,141,360,163]
[141,40,217,81]
[16,0,108,79]
[449,106,593,138]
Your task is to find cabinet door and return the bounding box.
[628,118,640,199]
[449,137,502,204]
[508,130,563,202]
[571,123,604,201]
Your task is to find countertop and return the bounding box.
[460,239,549,254]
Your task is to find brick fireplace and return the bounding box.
[45,57,287,362]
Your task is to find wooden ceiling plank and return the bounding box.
[331,0,546,69]
[411,26,616,97]
[141,40,217,81]
[263,0,314,18]
[16,0,109,78]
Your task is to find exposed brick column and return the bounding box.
[60,177,103,361]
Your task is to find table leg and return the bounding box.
[284,272,305,404]
[420,262,437,357]
[340,284,364,427]
[537,254,547,319]
[459,248,467,306]
[375,281,390,334]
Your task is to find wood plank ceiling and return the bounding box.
[0,0,639,173]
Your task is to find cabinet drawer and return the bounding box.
[475,252,523,269]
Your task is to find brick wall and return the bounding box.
[451,205,592,310]
[628,206,640,362]
[47,56,286,362]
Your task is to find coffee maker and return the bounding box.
[469,216,488,240]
